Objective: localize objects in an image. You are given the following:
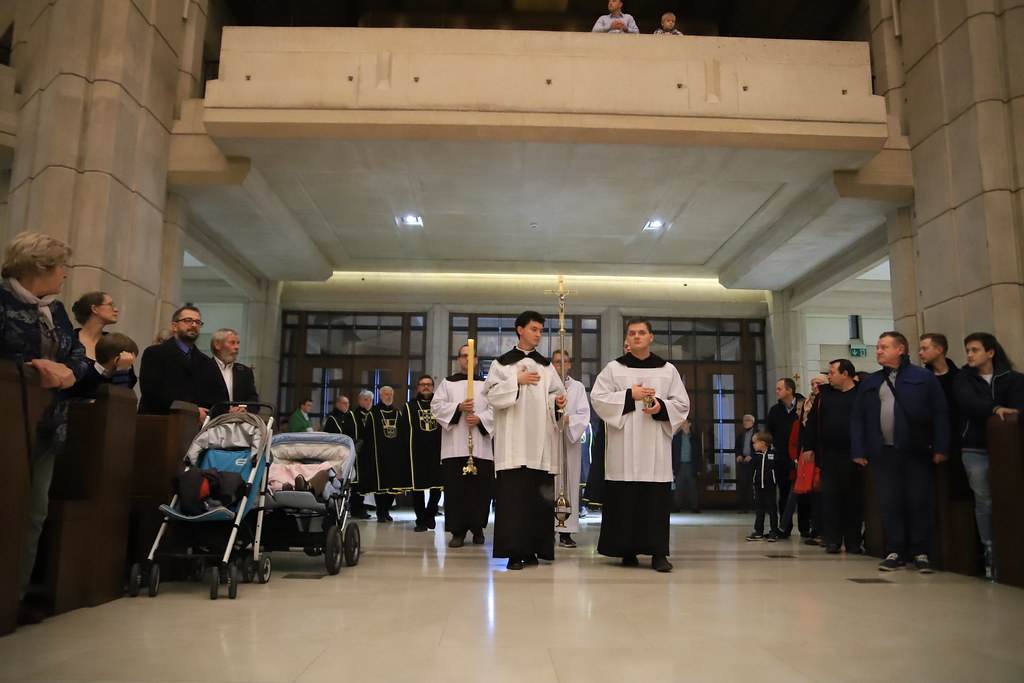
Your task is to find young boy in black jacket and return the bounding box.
[746,431,780,542]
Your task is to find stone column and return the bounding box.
[244,280,283,406]
[7,0,206,346]
[871,0,1024,357]
[766,291,806,387]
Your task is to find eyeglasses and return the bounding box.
[98,301,116,308]
[457,354,469,359]
[174,318,204,327]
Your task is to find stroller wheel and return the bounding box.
[189,558,206,582]
[256,554,272,584]
[325,526,343,575]
[241,554,256,584]
[127,563,142,598]
[148,564,161,597]
[227,564,239,599]
[344,524,361,567]
[209,566,220,600]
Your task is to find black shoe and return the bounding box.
[385,514,394,522]
[507,558,524,570]
[355,511,372,520]
[765,531,780,542]
[691,508,701,514]
[621,555,639,567]
[471,530,485,544]
[16,603,46,626]
[878,553,905,571]
[426,517,436,530]
[804,537,823,546]
[777,531,791,540]
[558,533,577,548]
[377,516,389,523]
[652,555,673,573]
[745,532,764,541]
[524,554,539,566]
[413,525,428,532]
[825,544,841,554]
[913,554,934,574]
[448,535,465,548]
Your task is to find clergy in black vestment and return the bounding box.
[409,375,444,531]
[481,311,567,571]
[366,385,413,522]
[322,394,370,519]
[591,317,689,573]
[431,345,495,547]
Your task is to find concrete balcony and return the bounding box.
[204,27,886,150]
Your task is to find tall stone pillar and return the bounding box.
[871,0,1024,357]
[244,280,283,405]
[7,0,206,344]
[766,291,807,388]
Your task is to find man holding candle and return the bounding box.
[482,311,567,570]
[591,317,690,572]
[431,342,495,548]
[552,350,591,549]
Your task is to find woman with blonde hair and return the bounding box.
[1,231,90,625]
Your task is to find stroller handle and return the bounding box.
[210,401,277,419]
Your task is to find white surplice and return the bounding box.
[591,355,690,483]
[431,376,494,461]
[482,350,566,473]
[554,374,591,533]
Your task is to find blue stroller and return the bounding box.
[262,431,361,574]
[128,409,274,600]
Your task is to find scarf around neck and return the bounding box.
[7,277,57,329]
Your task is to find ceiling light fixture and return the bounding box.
[643,219,664,231]
[399,215,423,227]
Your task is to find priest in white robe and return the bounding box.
[552,350,591,548]
[431,344,495,548]
[481,311,567,570]
[591,317,689,572]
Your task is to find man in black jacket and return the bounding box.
[765,378,805,535]
[803,359,862,554]
[953,332,1024,576]
[138,306,224,420]
[210,328,259,411]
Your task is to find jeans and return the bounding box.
[961,450,993,549]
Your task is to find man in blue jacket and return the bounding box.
[851,331,949,572]
[952,332,1024,578]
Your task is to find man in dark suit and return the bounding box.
[138,306,225,420]
[210,328,259,411]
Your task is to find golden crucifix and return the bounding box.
[545,275,576,528]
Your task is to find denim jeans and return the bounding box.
[961,450,993,549]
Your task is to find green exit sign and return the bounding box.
[850,345,868,358]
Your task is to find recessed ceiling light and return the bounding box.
[643,219,664,231]
[398,215,423,227]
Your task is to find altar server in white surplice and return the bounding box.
[431,344,495,549]
[552,350,591,548]
[481,311,567,571]
[591,317,689,572]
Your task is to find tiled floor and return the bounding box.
[2,510,1023,682]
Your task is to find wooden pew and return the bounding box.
[45,386,138,614]
[0,360,49,635]
[931,452,980,575]
[127,402,201,564]
[988,415,1024,587]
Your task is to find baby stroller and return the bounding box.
[128,407,274,600]
[261,431,361,574]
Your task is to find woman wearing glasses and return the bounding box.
[70,292,137,392]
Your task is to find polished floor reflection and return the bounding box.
[2,510,1023,682]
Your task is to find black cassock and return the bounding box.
[409,396,444,490]
[366,403,413,493]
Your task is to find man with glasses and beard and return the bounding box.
[139,305,223,422]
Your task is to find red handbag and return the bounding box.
[794,458,817,494]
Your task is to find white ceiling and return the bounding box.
[181,135,893,293]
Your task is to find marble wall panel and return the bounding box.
[29,74,87,180]
[80,81,142,185]
[132,112,170,210]
[899,0,940,69]
[94,0,149,107]
[904,47,945,147]
[909,127,952,225]
[124,194,165,295]
[1006,6,1024,100]
[914,211,961,308]
[69,171,133,275]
